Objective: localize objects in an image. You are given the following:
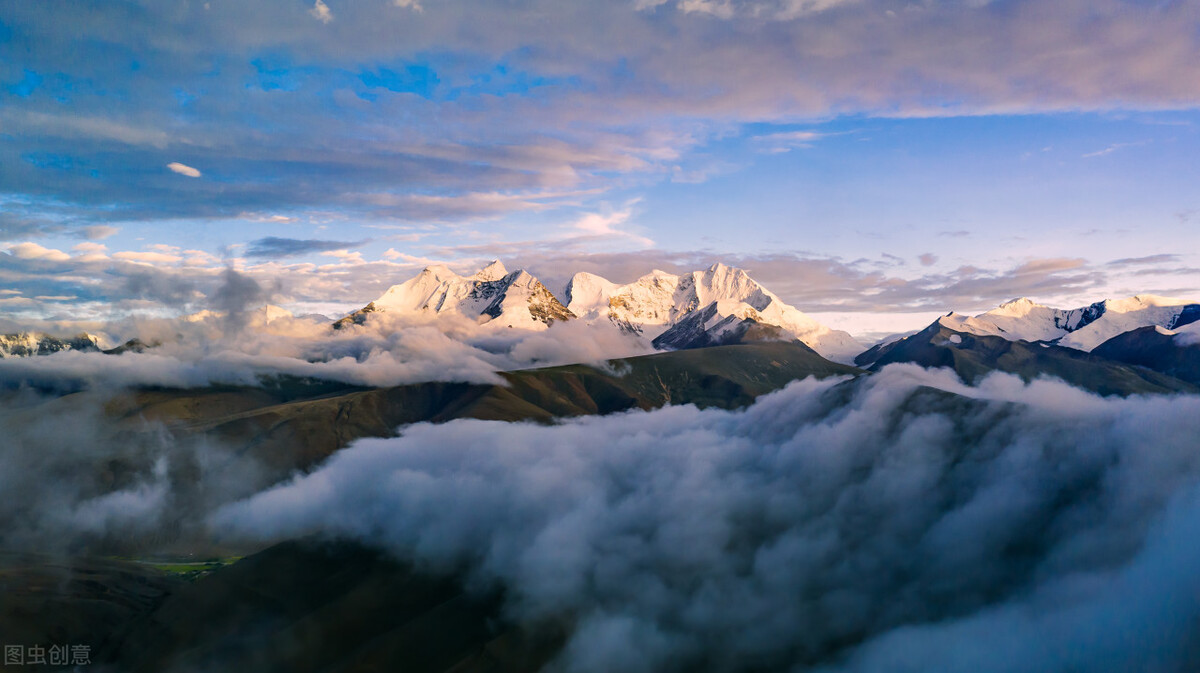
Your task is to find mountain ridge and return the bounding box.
[937,294,1200,351]
[333,260,863,362]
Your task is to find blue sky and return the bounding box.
[1,0,1199,335]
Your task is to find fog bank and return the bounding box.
[215,365,1200,671]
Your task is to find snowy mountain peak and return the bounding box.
[338,261,572,330]
[938,294,1200,352]
[338,260,861,362]
[652,300,780,351]
[1102,294,1190,312]
[564,272,618,314]
[419,264,458,281]
[993,297,1044,315]
[0,332,102,358]
[474,260,508,281]
[564,263,862,362]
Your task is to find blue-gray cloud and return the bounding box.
[245,236,369,259]
[1,0,1198,230]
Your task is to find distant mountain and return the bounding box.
[330,261,861,362]
[564,263,863,362]
[0,332,102,358]
[856,320,1196,397]
[1093,322,1200,386]
[936,295,1200,351]
[335,261,573,330]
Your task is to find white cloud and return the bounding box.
[320,249,365,264]
[677,0,735,19]
[112,250,184,265]
[5,242,71,262]
[309,0,334,23]
[71,241,108,255]
[166,162,202,178]
[572,206,654,247]
[776,0,861,19]
[394,0,424,12]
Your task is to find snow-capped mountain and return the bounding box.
[651,299,790,351]
[0,332,103,358]
[335,261,574,330]
[564,263,863,362]
[332,261,860,362]
[938,295,1200,351]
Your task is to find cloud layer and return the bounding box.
[215,365,1200,671]
[0,388,268,555]
[3,0,1199,230]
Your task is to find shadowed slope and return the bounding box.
[123,341,862,479]
[80,540,563,673]
[858,321,1196,397]
[1093,326,1200,386]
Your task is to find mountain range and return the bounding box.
[850,294,1200,394]
[333,261,864,362]
[5,261,1200,392]
[934,294,1200,350]
[7,265,1200,673]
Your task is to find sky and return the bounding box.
[2,0,1199,338]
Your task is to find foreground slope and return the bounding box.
[102,540,561,673]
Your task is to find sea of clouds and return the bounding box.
[205,365,1200,672]
[7,285,1200,670]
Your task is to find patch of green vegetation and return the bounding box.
[117,556,244,582]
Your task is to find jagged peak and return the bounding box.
[702,261,748,277]
[505,268,538,285]
[566,270,615,289]
[473,260,508,281]
[987,297,1047,317]
[418,263,458,281]
[569,270,608,281]
[999,297,1037,307]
